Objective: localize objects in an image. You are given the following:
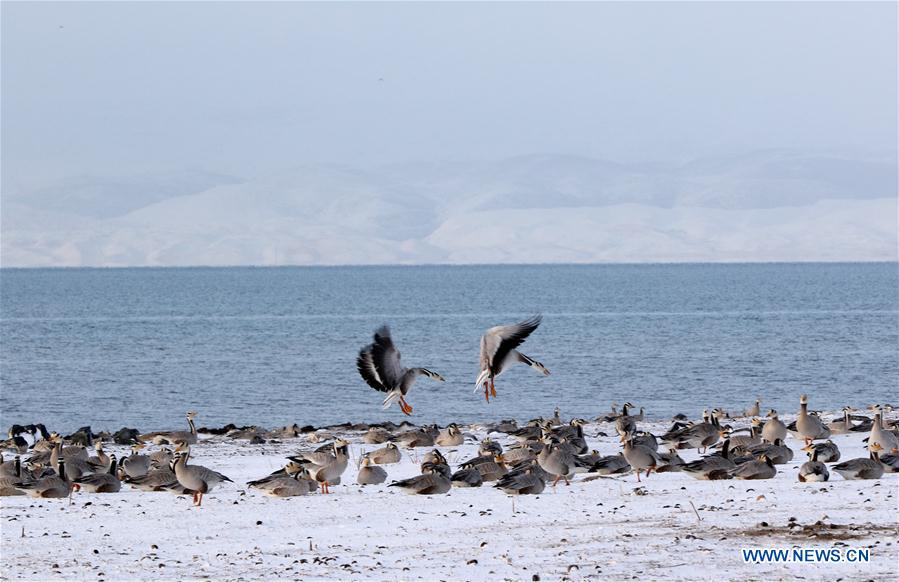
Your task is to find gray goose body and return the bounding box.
[832,448,885,480]
[622,439,661,482]
[798,450,830,482]
[290,441,349,493]
[537,442,575,485]
[16,459,73,498]
[74,456,122,493]
[796,394,830,443]
[475,316,549,403]
[388,462,451,494]
[802,441,840,463]
[142,412,199,445]
[357,325,445,416]
[356,456,388,485]
[172,450,232,506]
[761,411,787,443]
[730,455,777,480]
[435,424,464,447]
[494,466,545,495]
[368,443,402,464]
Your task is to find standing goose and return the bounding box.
[761,410,787,444]
[388,461,452,495]
[868,407,899,453]
[475,316,549,403]
[744,398,761,417]
[796,394,830,445]
[622,438,661,482]
[798,449,829,482]
[172,449,232,506]
[74,455,122,493]
[537,441,575,486]
[357,325,445,416]
[289,440,350,494]
[142,412,199,445]
[615,403,637,441]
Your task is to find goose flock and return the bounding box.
[2,394,896,505]
[2,317,896,503]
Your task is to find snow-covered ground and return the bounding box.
[2,411,897,581]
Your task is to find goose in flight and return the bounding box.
[357,325,445,416]
[475,315,549,402]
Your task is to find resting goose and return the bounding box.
[801,440,840,463]
[798,450,829,482]
[388,462,452,494]
[357,325,445,416]
[356,455,388,485]
[74,455,122,493]
[16,458,73,498]
[832,444,885,480]
[494,465,546,495]
[475,316,549,403]
[435,424,464,447]
[730,454,776,480]
[367,443,402,465]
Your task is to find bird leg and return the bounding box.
[484,382,491,403]
[195,492,203,507]
[490,378,497,398]
[552,475,562,488]
[399,398,413,416]
[323,481,331,494]
[636,469,642,482]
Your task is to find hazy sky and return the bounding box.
[2,1,896,184]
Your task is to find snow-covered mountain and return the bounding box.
[2,152,896,267]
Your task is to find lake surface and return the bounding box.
[1,264,897,433]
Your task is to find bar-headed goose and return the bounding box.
[729,454,777,480]
[388,461,451,494]
[832,444,885,480]
[141,412,199,445]
[798,449,829,482]
[622,438,661,482]
[357,325,445,416]
[801,440,840,463]
[172,449,232,506]
[289,440,349,494]
[356,455,388,485]
[796,394,831,445]
[761,410,787,444]
[435,424,464,447]
[368,443,402,465]
[74,454,122,493]
[475,316,549,403]
[494,465,546,495]
[16,458,73,498]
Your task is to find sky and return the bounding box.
[2,1,896,185]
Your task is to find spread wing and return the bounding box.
[480,315,542,372]
[357,325,405,393]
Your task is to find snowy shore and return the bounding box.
[2,412,897,581]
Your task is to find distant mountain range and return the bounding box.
[2,151,896,266]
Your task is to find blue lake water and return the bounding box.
[1,263,897,433]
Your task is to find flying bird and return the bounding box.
[475,315,549,403]
[357,325,445,416]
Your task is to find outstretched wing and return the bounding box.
[481,315,542,373]
[357,325,405,392]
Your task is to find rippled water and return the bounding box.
[1,264,897,433]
